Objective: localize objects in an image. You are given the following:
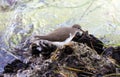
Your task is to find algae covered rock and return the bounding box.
[2,41,117,77]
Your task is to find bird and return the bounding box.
[30,24,82,56]
[34,24,82,42]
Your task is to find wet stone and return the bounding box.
[72,31,104,54]
[3,59,28,73]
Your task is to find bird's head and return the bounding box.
[72,24,81,29]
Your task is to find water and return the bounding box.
[0,0,120,74]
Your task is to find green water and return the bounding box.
[0,0,120,47]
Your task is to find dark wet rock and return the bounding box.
[111,46,120,64]
[30,40,57,59]
[63,55,85,69]
[2,42,117,77]
[31,43,42,56]
[103,46,120,65]
[103,47,114,57]
[96,74,103,77]
[0,49,16,74]
[57,45,74,62]
[72,31,104,54]
[3,59,28,73]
